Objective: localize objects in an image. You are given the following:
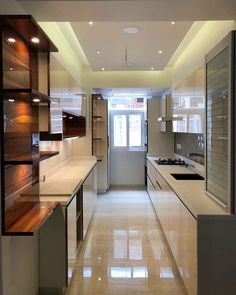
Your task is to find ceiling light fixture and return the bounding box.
[97,50,101,55]
[89,21,93,26]
[123,26,139,34]
[171,21,175,25]
[33,98,40,103]
[8,98,15,102]
[101,67,105,71]
[7,37,16,43]
[31,37,40,44]
[158,50,163,54]
[151,67,154,71]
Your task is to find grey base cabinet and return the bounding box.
[39,164,97,294]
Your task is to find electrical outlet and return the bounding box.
[177,143,182,150]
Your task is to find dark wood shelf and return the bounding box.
[0,88,54,101]
[5,201,59,235]
[40,131,63,141]
[0,15,58,52]
[4,151,59,165]
[93,138,103,141]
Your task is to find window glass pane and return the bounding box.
[114,115,127,147]
[129,115,141,147]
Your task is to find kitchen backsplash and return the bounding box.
[174,133,205,165]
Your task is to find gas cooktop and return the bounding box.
[154,158,186,166]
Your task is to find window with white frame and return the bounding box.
[111,110,145,150]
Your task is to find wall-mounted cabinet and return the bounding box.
[172,66,205,133]
[92,94,109,193]
[39,95,87,141]
[0,15,59,235]
[159,93,172,132]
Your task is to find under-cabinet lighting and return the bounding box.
[63,115,67,118]
[97,96,102,100]
[7,38,16,43]
[33,98,40,103]
[31,37,40,44]
[69,116,73,119]
[8,99,15,102]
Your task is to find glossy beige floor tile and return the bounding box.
[66,187,186,295]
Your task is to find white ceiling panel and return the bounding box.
[71,21,193,71]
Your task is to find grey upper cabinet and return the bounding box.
[205,31,236,212]
[172,66,205,133]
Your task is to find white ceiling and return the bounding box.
[71,21,193,71]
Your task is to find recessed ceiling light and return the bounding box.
[158,50,163,54]
[33,98,40,103]
[7,38,16,43]
[97,50,101,55]
[123,26,139,34]
[151,67,154,71]
[31,37,40,44]
[89,21,93,26]
[101,67,105,71]
[9,67,13,71]
[8,98,15,102]
[82,97,86,100]
[171,21,175,25]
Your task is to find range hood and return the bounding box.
[157,116,183,122]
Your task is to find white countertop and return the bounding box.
[147,156,228,217]
[40,156,97,204]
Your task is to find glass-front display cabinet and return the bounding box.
[205,30,236,212]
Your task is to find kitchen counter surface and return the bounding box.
[147,156,228,217]
[40,156,97,205]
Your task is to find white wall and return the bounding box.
[110,150,146,186]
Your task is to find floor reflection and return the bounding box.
[66,188,186,295]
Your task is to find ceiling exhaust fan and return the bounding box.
[122,49,135,68]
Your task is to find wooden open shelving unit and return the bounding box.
[0,15,59,235]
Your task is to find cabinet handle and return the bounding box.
[156,180,162,190]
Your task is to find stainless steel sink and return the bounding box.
[171,173,204,180]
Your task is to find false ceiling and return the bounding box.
[70,21,193,71]
[17,0,236,72]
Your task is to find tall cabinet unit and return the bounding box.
[92,94,109,193]
[0,16,59,235]
[205,31,236,212]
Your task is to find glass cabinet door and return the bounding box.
[206,45,229,208]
